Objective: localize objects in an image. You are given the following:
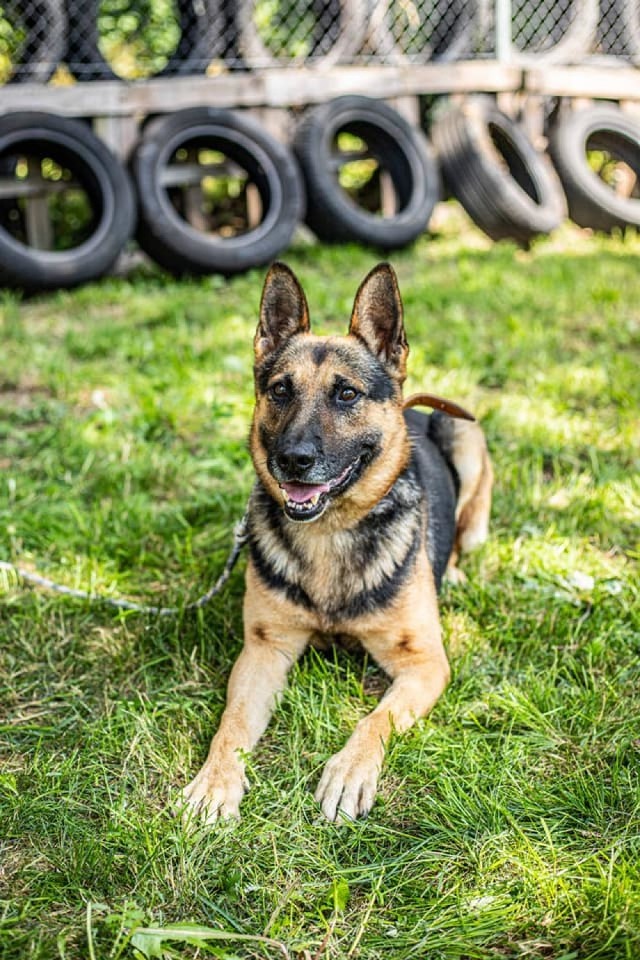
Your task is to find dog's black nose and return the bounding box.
[276,442,317,476]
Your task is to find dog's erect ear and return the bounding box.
[255,262,310,361]
[348,263,408,380]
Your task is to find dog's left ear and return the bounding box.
[348,263,408,380]
[255,262,310,361]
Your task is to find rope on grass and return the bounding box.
[0,512,249,616]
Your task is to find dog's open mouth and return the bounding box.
[279,459,361,522]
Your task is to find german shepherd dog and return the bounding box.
[183,262,492,823]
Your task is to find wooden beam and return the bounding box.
[160,162,245,187]
[0,63,638,132]
[0,62,524,118]
[0,177,76,199]
[524,64,640,99]
[23,158,53,250]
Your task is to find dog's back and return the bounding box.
[404,408,458,592]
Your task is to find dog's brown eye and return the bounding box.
[270,381,289,400]
[338,386,358,404]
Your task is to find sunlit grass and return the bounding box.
[1,209,639,959]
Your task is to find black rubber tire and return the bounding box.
[159,0,228,75]
[0,112,136,291]
[549,105,640,232]
[132,107,305,276]
[65,0,225,80]
[236,0,368,66]
[510,0,598,63]
[65,0,116,80]
[368,0,489,63]
[4,0,66,82]
[293,96,440,249]
[432,97,566,245]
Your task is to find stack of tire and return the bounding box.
[1,96,639,292]
[432,97,640,243]
[0,98,442,291]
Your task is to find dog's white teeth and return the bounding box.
[310,494,320,506]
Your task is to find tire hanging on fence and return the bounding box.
[236,0,368,67]
[510,0,598,63]
[132,107,305,276]
[597,0,640,62]
[293,95,441,249]
[0,112,136,290]
[549,105,640,232]
[620,0,640,63]
[65,0,226,80]
[3,0,67,82]
[431,96,566,245]
[367,0,489,63]
[159,0,231,75]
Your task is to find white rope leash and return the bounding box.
[0,513,249,617]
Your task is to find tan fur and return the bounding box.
[250,333,411,532]
[182,263,492,824]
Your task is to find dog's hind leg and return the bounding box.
[452,420,493,552]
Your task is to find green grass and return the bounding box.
[1,209,639,959]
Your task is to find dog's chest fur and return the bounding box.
[247,460,432,630]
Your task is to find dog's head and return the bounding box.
[250,262,411,523]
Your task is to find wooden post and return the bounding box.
[24,157,53,251]
[93,115,140,161]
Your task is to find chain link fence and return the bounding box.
[0,0,637,83]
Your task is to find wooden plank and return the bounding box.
[524,65,640,99]
[0,177,74,199]
[93,115,140,160]
[519,95,547,149]
[25,196,53,250]
[245,183,262,229]
[388,96,420,125]
[380,171,396,217]
[0,63,639,126]
[24,158,53,250]
[0,62,524,118]
[619,99,640,120]
[183,149,208,232]
[160,162,245,187]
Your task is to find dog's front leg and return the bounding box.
[315,599,450,822]
[183,612,310,824]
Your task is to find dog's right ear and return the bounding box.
[255,262,310,361]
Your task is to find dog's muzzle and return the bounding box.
[278,458,361,522]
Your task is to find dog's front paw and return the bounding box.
[181,756,248,825]
[315,746,382,822]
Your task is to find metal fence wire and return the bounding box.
[0,0,637,82]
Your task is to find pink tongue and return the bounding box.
[281,482,330,504]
